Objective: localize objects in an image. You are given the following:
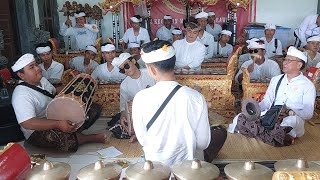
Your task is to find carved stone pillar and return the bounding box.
[0,30,8,67]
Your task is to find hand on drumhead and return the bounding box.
[58,120,77,133]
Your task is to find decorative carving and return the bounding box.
[0,30,7,66]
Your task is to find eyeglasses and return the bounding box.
[249,49,259,54]
[119,63,130,74]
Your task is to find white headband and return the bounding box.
[12,53,35,72]
[164,15,172,20]
[74,12,86,18]
[128,43,140,48]
[221,30,232,36]
[264,23,276,30]
[36,46,51,54]
[85,45,97,54]
[112,53,131,68]
[208,12,215,16]
[195,12,208,19]
[287,46,307,62]
[307,36,320,42]
[141,44,175,63]
[130,17,141,23]
[249,41,265,49]
[101,44,115,52]
[172,29,182,35]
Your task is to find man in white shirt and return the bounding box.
[59,11,99,50]
[91,43,126,81]
[213,30,234,57]
[236,40,281,83]
[128,43,145,68]
[11,54,107,152]
[133,40,226,166]
[303,35,320,69]
[66,45,99,74]
[111,52,155,142]
[36,43,64,83]
[229,46,316,146]
[259,24,283,59]
[120,15,150,48]
[173,22,206,70]
[171,28,183,43]
[195,12,215,59]
[206,11,222,41]
[156,15,175,41]
[294,15,320,48]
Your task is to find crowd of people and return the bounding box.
[8,10,320,167]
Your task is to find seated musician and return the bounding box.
[36,43,64,84]
[259,24,283,59]
[171,28,183,43]
[238,38,260,68]
[109,53,155,142]
[235,40,281,84]
[206,11,222,41]
[132,40,227,166]
[173,22,206,70]
[11,54,107,152]
[302,35,320,69]
[120,15,150,49]
[91,43,126,82]
[65,45,99,74]
[128,43,146,68]
[156,15,175,41]
[212,30,233,58]
[195,11,215,59]
[228,46,316,146]
[59,11,99,51]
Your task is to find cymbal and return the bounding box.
[77,160,122,180]
[26,160,71,180]
[172,159,220,180]
[274,159,320,171]
[224,161,273,180]
[126,160,171,180]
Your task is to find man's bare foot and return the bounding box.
[129,135,137,143]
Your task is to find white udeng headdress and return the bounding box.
[36,46,51,54]
[12,53,35,72]
[141,44,175,63]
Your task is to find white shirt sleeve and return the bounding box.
[12,92,37,124]
[120,84,130,112]
[205,36,215,59]
[51,63,64,80]
[84,24,99,33]
[189,44,206,68]
[59,23,74,37]
[298,16,312,47]
[122,30,129,43]
[259,77,278,111]
[156,27,162,40]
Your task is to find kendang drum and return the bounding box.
[46,73,97,130]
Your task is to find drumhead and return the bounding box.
[46,97,86,130]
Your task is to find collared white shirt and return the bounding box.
[173,39,206,70]
[11,77,56,139]
[259,73,316,137]
[206,23,222,41]
[197,31,215,59]
[156,26,175,41]
[91,63,126,81]
[122,27,151,45]
[295,15,320,47]
[260,37,283,58]
[59,23,99,50]
[39,60,64,80]
[132,81,210,166]
[70,56,99,74]
[304,51,320,68]
[120,68,155,112]
[235,58,281,83]
[212,42,233,57]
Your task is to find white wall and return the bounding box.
[255,0,318,45]
[56,0,124,44]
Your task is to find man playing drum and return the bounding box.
[132,40,227,166]
[11,54,107,152]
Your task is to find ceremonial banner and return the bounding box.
[123,0,250,41]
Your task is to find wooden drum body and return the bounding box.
[46,73,97,129]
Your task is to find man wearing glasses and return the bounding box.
[235,40,281,83]
[173,22,206,70]
[111,52,155,142]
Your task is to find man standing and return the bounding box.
[206,11,222,41]
[173,22,206,70]
[66,45,99,74]
[156,15,175,41]
[294,15,320,48]
[260,24,283,59]
[235,40,281,83]
[11,54,107,152]
[59,11,99,50]
[229,46,316,146]
[36,43,64,83]
[195,12,215,59]
[133,40,226,166]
